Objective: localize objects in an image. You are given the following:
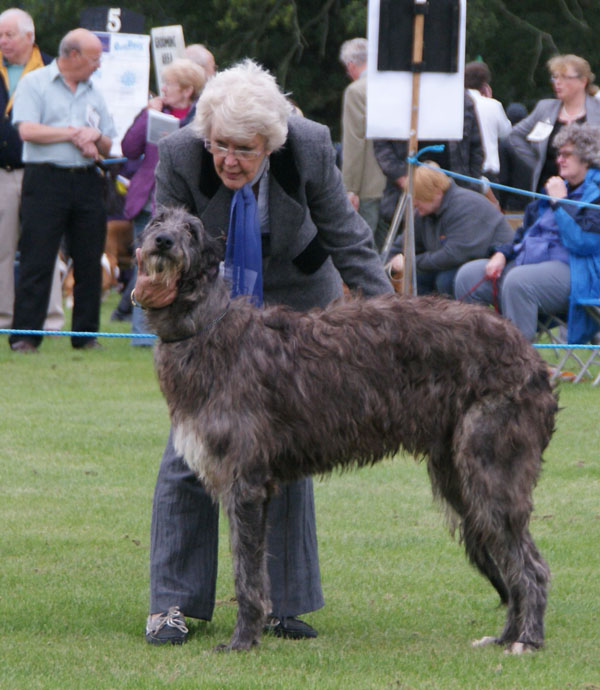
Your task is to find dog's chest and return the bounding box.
[172,419,218,491]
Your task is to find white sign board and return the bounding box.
[92,32,150,157]
[150,25,185,93]
[366,0,466,141]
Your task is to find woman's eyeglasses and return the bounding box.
[550,74,581,83]
[204,140,264,161]
[556,149,576,161]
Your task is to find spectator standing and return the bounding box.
[176,44,216,127]
[498,102,530,211]
[374,91,483,229]
[0,8,64,332]
[509,54,600,193]
[183,43,216,79]
[464,61,511,185]
[339,38,386,247]
[8,28,116,353]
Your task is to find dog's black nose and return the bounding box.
[155,233,174,251]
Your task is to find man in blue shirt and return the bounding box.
[9,28,116,352]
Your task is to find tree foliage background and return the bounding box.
[16,0,600,139]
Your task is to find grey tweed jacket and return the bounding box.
[155,115,392,310]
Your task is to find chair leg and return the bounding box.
[573,350,600,383]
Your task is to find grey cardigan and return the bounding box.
[392,181,515,272]
[508,95,600,192]
[155,115,392,310]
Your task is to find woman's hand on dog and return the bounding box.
[133,248,179,309]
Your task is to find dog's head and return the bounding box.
[138,207,223,292]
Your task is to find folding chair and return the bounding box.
[503,213,524,232]
[536,313,591,383]
[570,298,600,384]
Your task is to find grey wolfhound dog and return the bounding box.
[139,207,557,654]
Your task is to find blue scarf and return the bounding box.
[224,183,263,307]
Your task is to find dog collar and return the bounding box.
[160,303,231,344]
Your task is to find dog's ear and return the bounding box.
[135,212,160,249]
[185,215,204,243]
[202,232,224,275]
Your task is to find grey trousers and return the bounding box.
[149,430,324,620]
[454,258,571,341]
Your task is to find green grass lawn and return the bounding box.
[1,294,599,689]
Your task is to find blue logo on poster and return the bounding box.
[121,71,136,87]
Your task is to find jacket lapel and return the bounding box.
[197,148,232,239]
[197,138,309,257]
[266,140,310,258]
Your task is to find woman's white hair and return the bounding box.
[554,122,600,169]
[192,59,293,152]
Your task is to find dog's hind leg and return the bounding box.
[218,481,272,651]
[453,399,549,652]
[492,527,549,653]
[462,523,509,606]
[471,525,549,654]
[427,451,509,605]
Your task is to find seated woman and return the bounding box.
[387,162,514,296]
[455,122,600,343]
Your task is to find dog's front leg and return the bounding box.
[218,481,271,651]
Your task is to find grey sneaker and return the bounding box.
[145,606,189,645]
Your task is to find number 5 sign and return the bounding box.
[80,6,145,35]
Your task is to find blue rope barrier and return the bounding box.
[0,329,156,339]
[407,147,600,211]
[534,343,600,349]
[1,328,599,350]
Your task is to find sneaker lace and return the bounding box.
[149,606,189,635]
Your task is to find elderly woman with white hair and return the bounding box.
[455,122,600,344]
[134,59,392,645]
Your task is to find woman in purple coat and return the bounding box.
[121,58,206,342]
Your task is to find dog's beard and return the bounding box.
[142,252,181,287]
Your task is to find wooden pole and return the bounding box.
[402,1,427,296]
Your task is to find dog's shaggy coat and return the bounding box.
[139,207,557,653]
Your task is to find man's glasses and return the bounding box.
[204,140,264,161]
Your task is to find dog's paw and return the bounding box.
[213,639,258,652]
[214,642,231,653]
[472,635,499,648]
[504,641,534,655]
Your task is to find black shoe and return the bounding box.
[73,338,103,350]
[145,607,189,645]
[110,307,132,322]
[264,616,318,640]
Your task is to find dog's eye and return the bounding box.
[185,224,198,241]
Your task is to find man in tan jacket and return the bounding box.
[339,38,386,248]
